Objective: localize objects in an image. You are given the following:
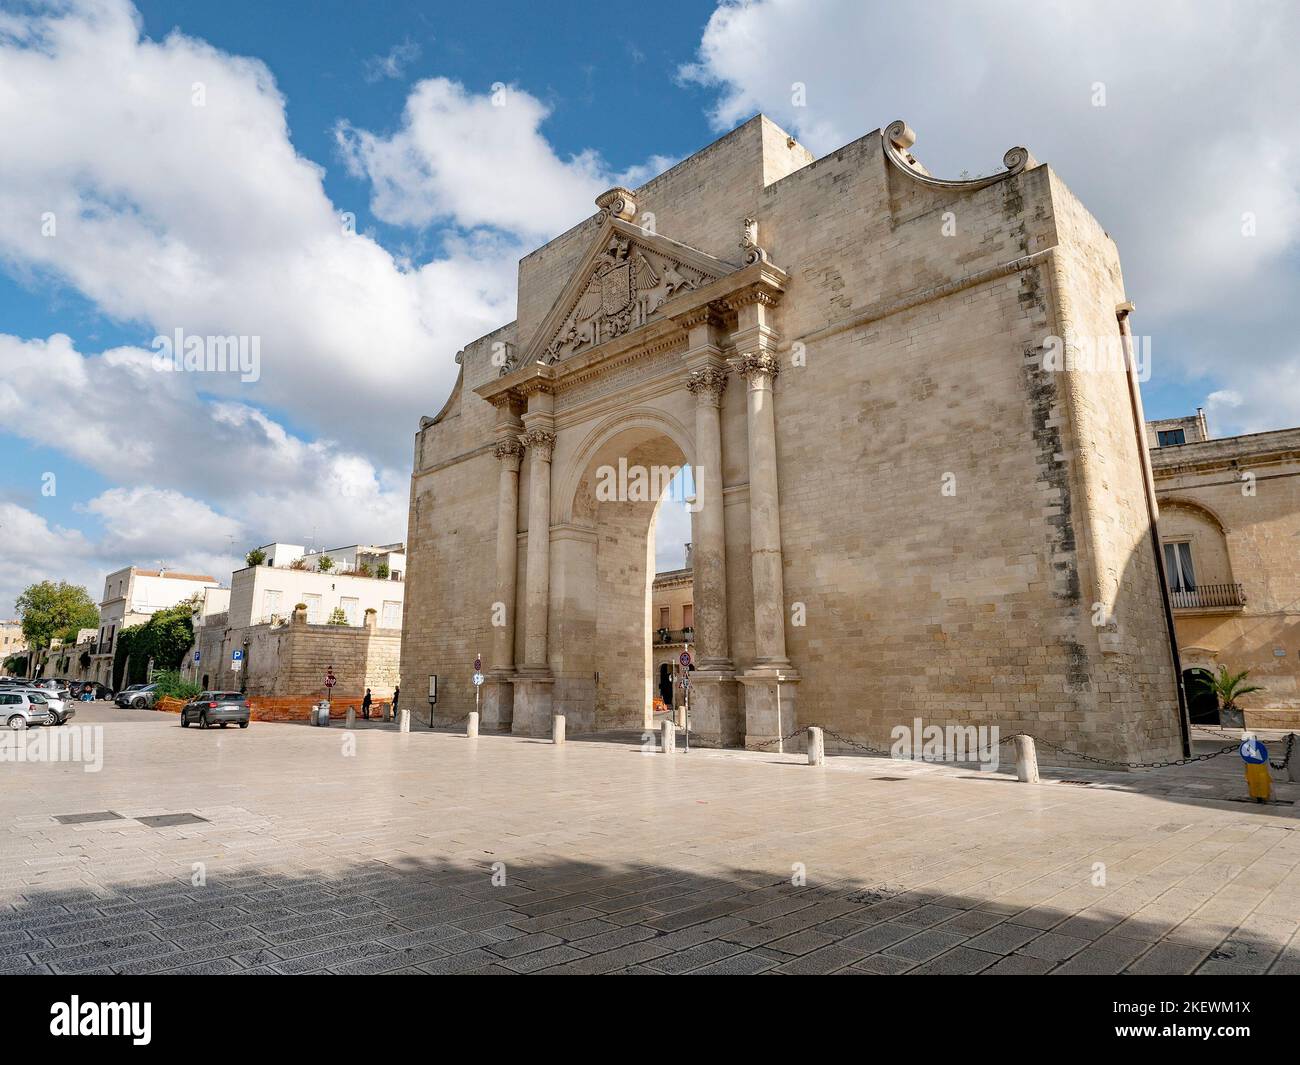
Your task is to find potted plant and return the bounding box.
[1204,666,1264,728]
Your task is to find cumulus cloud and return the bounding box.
[680,0,1300,433]
[336,78,670,242]
[0,0,674,612]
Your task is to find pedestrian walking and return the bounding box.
[362,688,372,721]
[392,685,399,719]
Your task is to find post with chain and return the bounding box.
[1014,735,1039,783]
[806,726,825,766]
[552,713,565,745]
[660,718,676,754]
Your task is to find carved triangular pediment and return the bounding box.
[521,211,741,369]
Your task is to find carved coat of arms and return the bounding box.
[542,233,705,364]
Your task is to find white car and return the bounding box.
[0,690,54,729]
[12,688,74,725]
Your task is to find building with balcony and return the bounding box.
[1150,415,1300,723]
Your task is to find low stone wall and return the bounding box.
[1243,708,1300,731]
[151,691,395,722]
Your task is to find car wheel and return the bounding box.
[7,715,26,730]
[200,712,209,730]
[49,713,62,726]
[181,713,189,728]
[239,721,249,729]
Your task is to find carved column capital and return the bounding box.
[494,436,525,468]
[520,428,557,461]
[731,352,781,383]
[686,366,728,406]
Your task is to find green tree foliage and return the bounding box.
[328,607,348,625]
[1202,666,1265,711]
[112,602,196,688]
[376,562,390,580]
[245,547,267,566]
[316,555,335,572]
[15,581,99,649]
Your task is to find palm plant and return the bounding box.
[1204,666,1264,711]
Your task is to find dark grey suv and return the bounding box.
[180,692,251,729]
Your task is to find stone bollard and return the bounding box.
[345,706,356,728]
[807,726,826,766]
[384,702,393,722]
[552,713,565,745]
[660,719,676,754]
[1014,735,1039,783]
[467,711,479,738]
[398,707,410,733]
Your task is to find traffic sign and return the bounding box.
[1240,737,1269,764]
[679,651,692,667]
[193,650,200,662]
[474,655,482,672]
[324,668,336,689]
[473,672,485,686]
[231,649,243,661]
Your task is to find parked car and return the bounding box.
[0,690,54,729]
[116,684,158,709]
[12,688,75,725]
[180,692,251,730]
[76,682,113,701]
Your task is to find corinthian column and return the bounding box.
[686,366,732,671]
[491,436,524,674]
[519,427,556,671]
[734,352,790,669]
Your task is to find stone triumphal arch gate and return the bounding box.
[401,116,1186,764]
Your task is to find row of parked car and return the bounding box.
[0,676,79,729]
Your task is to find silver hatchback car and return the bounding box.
[0,690,54,729]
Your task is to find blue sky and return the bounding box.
[1,0,1297,615]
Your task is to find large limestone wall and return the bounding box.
[402,115,1182,761]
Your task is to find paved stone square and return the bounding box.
[1,704,1297,975]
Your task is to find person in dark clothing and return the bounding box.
[362,688,372,720]
[392,686,399,718]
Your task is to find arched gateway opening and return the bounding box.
[552,418,694,734]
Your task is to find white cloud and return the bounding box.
[0,1,675,613]
[336,77,669,243]
[363,37,421,83]
[680,0,1300,433]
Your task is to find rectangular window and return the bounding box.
[1163,542,1196,592]
[1157,428,1186,447]
[659,606,670,629]
[340,597,359,625]
[381,601,402,628]
[263,589,283,619]
[682,604,694,630]
[303,594,322,623]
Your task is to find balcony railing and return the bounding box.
[1169,582,1245,611]
[654,628,695,645]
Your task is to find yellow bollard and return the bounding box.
[1240,734,1272,803]
[1245,763,1272,802]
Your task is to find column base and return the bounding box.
[481,673,514,732]
[739,669,800,750]
[511,673,554,738]
[687,671,740,748]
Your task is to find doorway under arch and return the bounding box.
[552,423,695,734]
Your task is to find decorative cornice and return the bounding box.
[686,366,728,404]
[520,428,557,460]
[724,285,780,311]
[731,352,780,381]
[883,118,1028,191]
